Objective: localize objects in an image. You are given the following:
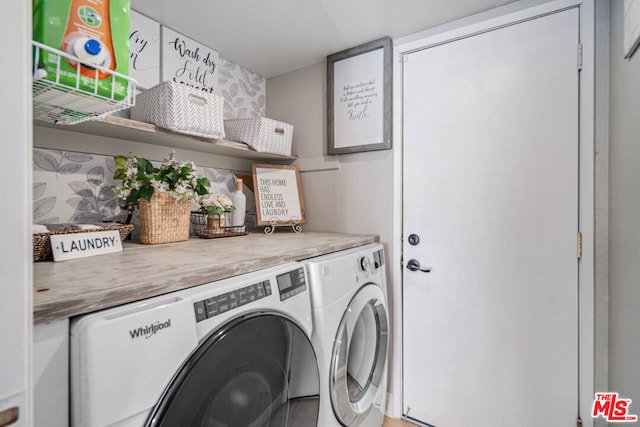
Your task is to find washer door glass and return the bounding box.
[146,314,319,427]
[331,284,389,426]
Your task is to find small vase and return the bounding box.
[206,212,225,233]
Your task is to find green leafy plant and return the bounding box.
[113,152,211,204]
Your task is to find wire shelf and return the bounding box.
[32,41,137,125]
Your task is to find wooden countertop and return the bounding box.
[33,231,378,324]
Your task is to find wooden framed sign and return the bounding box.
[252,164,306,226]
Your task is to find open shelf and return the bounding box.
[34,115,297,162]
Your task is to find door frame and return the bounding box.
[389,0,606,424]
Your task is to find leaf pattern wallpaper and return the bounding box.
[218,58,266,119]
[33,148,249,239]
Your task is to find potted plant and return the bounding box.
[197,193,234,233]
[113,151,210,244]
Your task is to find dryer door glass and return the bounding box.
[330,284,389,426]
[145,314,319,427]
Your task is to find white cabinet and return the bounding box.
[0,2,32,426]
[33,320,69,427]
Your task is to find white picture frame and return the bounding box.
[624,0,640,58]
[129,10,161,90]
[161,26,219,94]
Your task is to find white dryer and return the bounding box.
[303,243,389,427]
[70,262,320,427]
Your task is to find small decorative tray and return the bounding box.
[33,223,134,262]
[190,212,248,239]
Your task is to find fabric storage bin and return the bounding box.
[131,81,225,139]
[224,118,293,156]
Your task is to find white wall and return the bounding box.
[266,61,398,410]
[609,0,640,409]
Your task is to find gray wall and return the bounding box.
[609,0,640,408]
[266,62,398,409]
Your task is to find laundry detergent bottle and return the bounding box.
[33,0,130,99]
[61,0,115,79]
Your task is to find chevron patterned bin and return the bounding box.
[224,118,293,156]
[131,81,225,139]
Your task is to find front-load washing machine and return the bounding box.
[70,262,320,427]
[303,243,389,427]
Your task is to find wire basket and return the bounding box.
[32,41,137,125]
[190,212,248,239]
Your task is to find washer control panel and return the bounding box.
[276,268,307,301]
[193,280,273,322]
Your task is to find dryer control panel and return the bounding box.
[276,268,307,301]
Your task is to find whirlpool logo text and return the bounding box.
[129,319,172,339]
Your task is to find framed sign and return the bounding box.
[327,37,392,155]
[129,10,161,90]
[252,165,306,226]
[161,26,219,94]
[624,0,640,58]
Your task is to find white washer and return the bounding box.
[70,262,320,427]
[303,243,389,427]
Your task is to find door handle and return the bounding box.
[406,259,432,273]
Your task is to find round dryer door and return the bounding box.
[145,313,319,427]
[331,284,389,426]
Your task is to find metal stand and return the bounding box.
[263,217,303,234]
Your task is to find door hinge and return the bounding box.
[577,43,583,71]
[576,417,583,427]
[577,231,583,259]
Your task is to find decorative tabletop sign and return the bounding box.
[161,26,219,94]
[327,37,392,155]
[50,230,123,262]
[252,165,306,233]
[129,10,161,90]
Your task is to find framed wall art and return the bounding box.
[624,0,640,58]
[327,36,392,155]
[252,164,306,228]
[129,10,161,90]
[161,26,219,94]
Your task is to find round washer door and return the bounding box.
[145,313,319,427]
[331,284,389,426]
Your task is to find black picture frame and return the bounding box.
[327,36,392,155]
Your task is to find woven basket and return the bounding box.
[139,192,191,244]
[33,224,134,262]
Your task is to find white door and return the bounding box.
[402,8,580,427]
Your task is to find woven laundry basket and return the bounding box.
[131,81,225,139]
[224,118,293,156]
[139,192,191,244]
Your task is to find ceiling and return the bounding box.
[130,0,516,78]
